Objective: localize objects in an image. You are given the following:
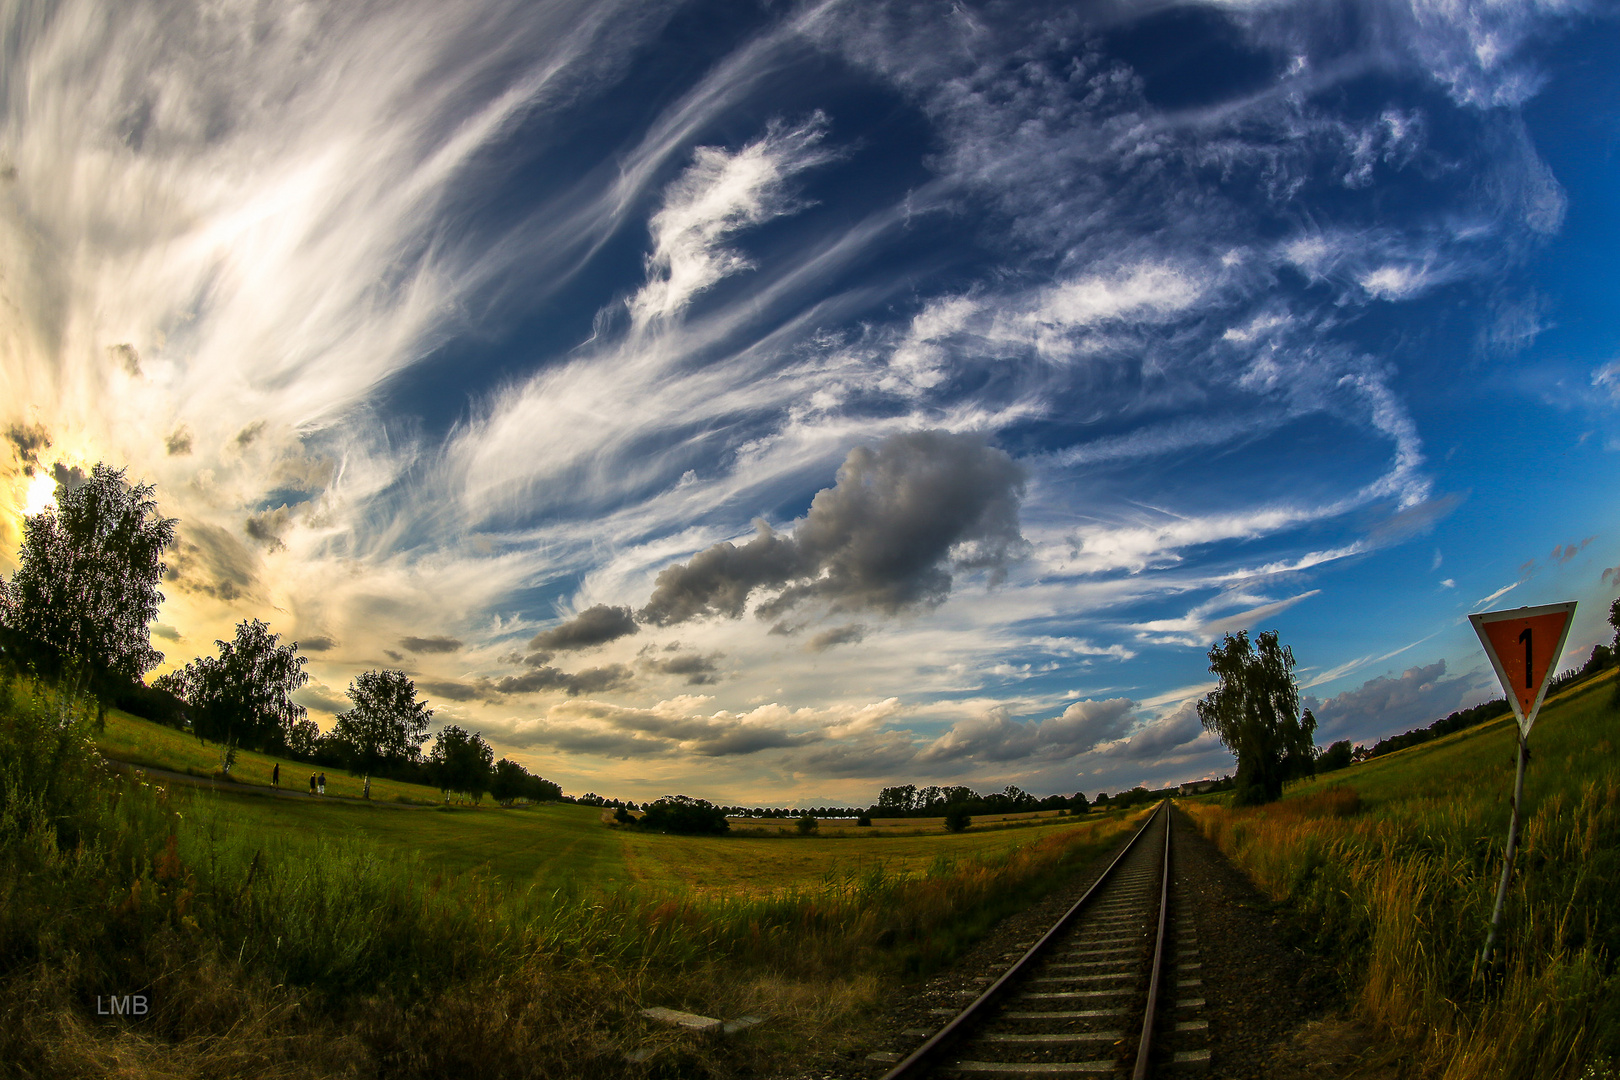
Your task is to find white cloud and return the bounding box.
[1359,264,1432,300]
[1472,581,1519,609]
[629,114,836,327]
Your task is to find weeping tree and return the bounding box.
[3,463,176,718]
[154,620,308,772]
[1196,629,1317,806]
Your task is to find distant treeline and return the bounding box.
[870,783,1090,817]
[1325,643,1615,767]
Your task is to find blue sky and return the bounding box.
[2,0,1617,805]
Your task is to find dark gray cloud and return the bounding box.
[1305,661,1491,742]
[807,624,865,651]
[50,462,88,493]
[150,623,182,642]
[165,521,259,602]
[489,663,634,697]
[165,426,193,456]
[244,505,293,550]
[502,723,673,759]
[1097,701,1206,762]
[791,733,921,778]
[529,604,639,651]
[639,650,723,685]
[234,420,266,448]
[505,700,822,759]
[920,698,1137,765]
[4,422,50,472]
[384,649,404,662]
[108,342,141,376]
[292,681,350,714]
[401,635,464,654]
[639,431,1027,625]
[300,635,337,652]
[419,679,483,702]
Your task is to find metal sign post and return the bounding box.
[1468,601,1576,971]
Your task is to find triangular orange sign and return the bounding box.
[1469,601,1577,737]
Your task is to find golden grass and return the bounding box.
[1181,671,1620,1080]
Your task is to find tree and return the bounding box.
[1315,738,1354,773]
[284,715,323,760]
[154,619,308,769]
[1196,630,1317,805]
[1610,598,1620,710]
[637,794,729,834]
[796,812,818,834]
[490,758,528,806]
[878,784,918,813]
[944,804,972,832]
[331,670,433,793]
[488,757,559,806]
[1316,739,1355,773]
[4,463,176,711]
[427,724,494,804]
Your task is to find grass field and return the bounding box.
[99,704,1129,896]
[93,706,446,804]
[163,774,1129,896]
[8,673,1161,1078]
[1182,668,1620,1080]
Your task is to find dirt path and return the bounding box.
[101,755,435,809]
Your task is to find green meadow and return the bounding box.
[6,674,1152,1079]
[94,706,443,804]
[96,705,1116,896]
[1183,668,1620,1080]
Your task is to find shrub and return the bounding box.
[797,813,818,834]
[944,806,972,832]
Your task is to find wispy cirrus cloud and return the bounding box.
[0,0,1599,804]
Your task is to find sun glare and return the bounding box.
[23,472,57,516]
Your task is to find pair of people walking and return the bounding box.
[304,772,327,796]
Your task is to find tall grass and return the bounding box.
[0,671,1140,1077]
[1182,675,1620,1080]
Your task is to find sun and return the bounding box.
[23,472,57,517]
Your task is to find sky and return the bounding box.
[2,0,1618,806]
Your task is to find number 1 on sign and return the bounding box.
[1519,627,1531,689]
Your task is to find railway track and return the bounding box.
[869,802,1209,1078]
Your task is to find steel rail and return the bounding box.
[1131,803,1173,1080]
[878,801,1169,1080]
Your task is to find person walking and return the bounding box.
[309,773,317,795]
[272,763,279,788]
[318,772,326,796]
